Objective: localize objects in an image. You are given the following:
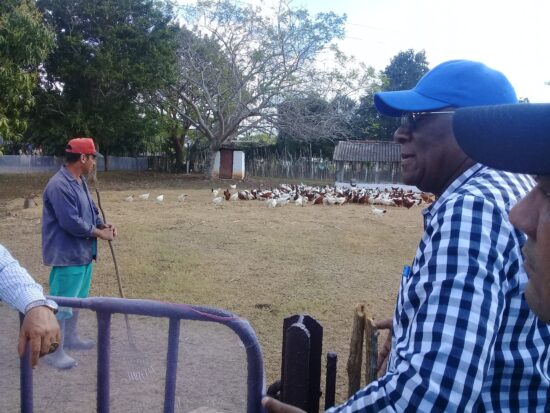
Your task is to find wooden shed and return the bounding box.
[211,146,246,180]
[333,140,401,184]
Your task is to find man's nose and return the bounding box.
[509,193,538,240]
[393,126,412,144]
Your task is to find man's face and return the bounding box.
[509,175,550,323]
[82,154,96,175]
[393,110,470,195]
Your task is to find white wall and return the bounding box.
[232,151,245,180]
[211,152,221,178]
[211,151,245,179]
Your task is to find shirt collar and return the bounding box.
[422,163,486,223]
[60,165,77,182]
[60,164,86,184]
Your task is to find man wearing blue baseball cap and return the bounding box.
[263,61,549,412]
[453,103,550,325]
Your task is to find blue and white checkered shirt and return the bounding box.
[328,164,550,412]
[0,244,46,314]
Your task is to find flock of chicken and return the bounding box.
[124,192,187,203]
[123,183,436,215]
[209,183,436,214]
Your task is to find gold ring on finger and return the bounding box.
[49,342,59,353]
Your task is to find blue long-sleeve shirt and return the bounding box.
[42,166,103,266]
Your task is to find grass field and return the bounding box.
[0,171,424,407]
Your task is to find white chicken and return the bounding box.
[229,184,237,189]
[212,196,223,206]
[139,193,150,200]
[125,195,134,202]
[266,198,277,208]
[276,197,289,206]
[294,195,307,206]
[177,193,188,202]
[156,194,164,203]
[229,192,238,201]
[212,188,220,197]
[371,205,386,215]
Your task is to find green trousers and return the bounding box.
[49,262,93,320]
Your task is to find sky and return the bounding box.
[291,0,550,102]
[179,0,550,102]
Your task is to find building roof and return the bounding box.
[333,140,401,162]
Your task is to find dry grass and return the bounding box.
[0,171,423,406]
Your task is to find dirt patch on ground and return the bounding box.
[0,172,424,411]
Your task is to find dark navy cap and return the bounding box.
[453,103,550,175]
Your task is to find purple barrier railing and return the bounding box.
[20,296,266,413]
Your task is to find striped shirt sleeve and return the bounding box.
[0,244,46,314]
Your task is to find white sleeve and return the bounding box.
[0,244,46,313]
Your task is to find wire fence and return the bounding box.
[1,153,401,184]
[0,155,208,174]
[243,147,336,181]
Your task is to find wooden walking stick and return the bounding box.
[94,187,138,350]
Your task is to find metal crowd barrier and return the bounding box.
[19,296,265,413]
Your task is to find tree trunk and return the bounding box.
[104,148,109,172]
[204,141,220,179]
[171,135,185,173]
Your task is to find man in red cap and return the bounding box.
[41,137,117,369]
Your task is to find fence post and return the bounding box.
[364,318,378,386]
[280,315,323,413]
[325,352,337,410]
[282,323,310,410]
[346,304,366,397]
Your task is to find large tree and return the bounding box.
[275,93,356,157]
[384,49,429,91]
[276,48,378,149]
[146,26,218,172]
[33,0,179,161]
[164,0,346,178]
[0,0,53,142]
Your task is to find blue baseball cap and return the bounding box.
[453,103,550,175]
[375,60,518,117]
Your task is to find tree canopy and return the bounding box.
[33,0,179,157]
[0,0,438,176]
[0,0,53,141]
[352,49,429,141]
[160,0,347,177]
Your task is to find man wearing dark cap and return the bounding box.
[453,103,550,324]
[41,137,117,369]
[263,61,549,412]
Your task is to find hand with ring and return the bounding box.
[18,306,61,368]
